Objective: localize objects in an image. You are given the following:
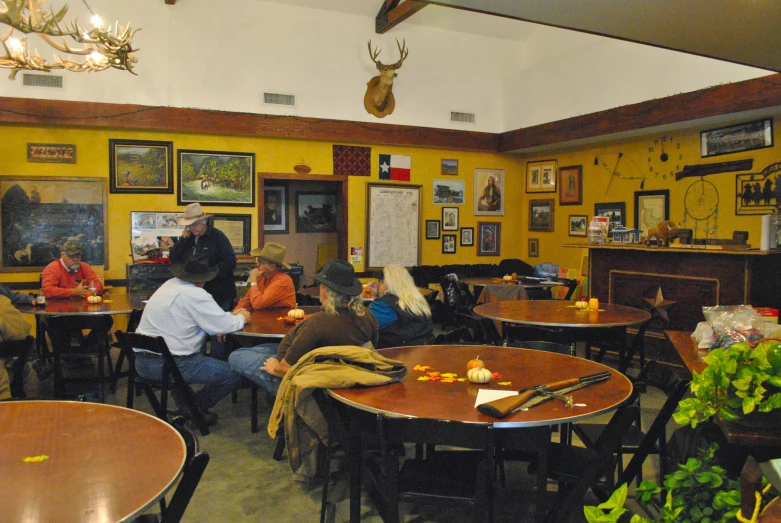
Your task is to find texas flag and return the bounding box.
[379,154,411,181]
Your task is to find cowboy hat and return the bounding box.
[249,242,290,269]
[176,203,213,226]
[171,256,219,283]
[313,259,362,296]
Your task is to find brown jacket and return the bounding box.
[0,296,31,400]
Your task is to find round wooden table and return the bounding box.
[0,400,186,522]
[298,286,432,303]
[460,276,563,290]
[235,306,321,338]
[473,300,650,331]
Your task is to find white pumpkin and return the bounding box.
[287,305,305,319]
[502,274,512,282]
[575,300,588,309]
[87,295,102,304]
[467,363,492,384]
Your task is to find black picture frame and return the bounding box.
[211,213,252,255]
[701,118,773,157]
[442,206,459,231]
[442,234,457,254]
[109,139,173,194]
[425,220,441,239]
[634,189,669,232]
[477,222,501,256]
[460,227,474,246]
[263,184,288,234]
[528,238,539,257]
[177,149,255,206]
[594,202,626,234]
[296,192,338,233]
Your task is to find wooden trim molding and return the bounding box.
[0,96,498,152]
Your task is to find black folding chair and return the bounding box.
[0,335,34,399]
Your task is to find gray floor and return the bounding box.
[21,349,668,523]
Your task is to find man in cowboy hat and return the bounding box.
[234,242,296,312]
[134,256,251,425]
[229,259,378,395]
[170,203,237,311]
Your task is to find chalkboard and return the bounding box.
[366,183,421,270]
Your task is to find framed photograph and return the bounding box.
[28,143,77,164]
[634,190,669,233]
[474,168,504,215]
[110,139,173,194]
[442,207,459,231]
[433,179,465,205]
[568,215,588,237]
[558,165,582,205]
[130,211,184,262]
[528,198,555,232]
[528,238,539,258]
[442,234,457,254]
[441,159,458,175]
[177,149,255,206]
[477,222,501,256]
[526,159,557,193]
[0,176,108,271]
[425,220,441,239]
[460,227,474,246]
[594,202,626,234]
[263,184,288,234]
[211,214,251,255]
[296,192,338,233]
[701,119,773,157]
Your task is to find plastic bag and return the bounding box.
[534,262,559,279]
[702,305,765,349]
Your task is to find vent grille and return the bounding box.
[263,92,296,106]
[22,73,64,88]
[450,111,475,124]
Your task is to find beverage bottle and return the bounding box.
[36,287,45,306]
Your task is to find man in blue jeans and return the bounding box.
[134,256,251,425]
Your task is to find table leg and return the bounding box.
[349,427,362,523]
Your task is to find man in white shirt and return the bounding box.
[134,256,251,425]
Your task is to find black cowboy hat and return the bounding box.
[171,256,219,283]
[313,259,363,297]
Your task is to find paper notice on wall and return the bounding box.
[350,247,363,266]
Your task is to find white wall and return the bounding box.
[0,0,772,133]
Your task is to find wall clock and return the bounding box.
[646,135,685,181]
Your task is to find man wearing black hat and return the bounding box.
[229,259,378,395]
[134,256,251,424]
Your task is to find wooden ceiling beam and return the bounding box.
[376,0,428,34]
[165,0,176,5]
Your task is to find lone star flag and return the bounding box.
[379,154,411,181]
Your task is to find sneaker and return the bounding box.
[32,360,54,381]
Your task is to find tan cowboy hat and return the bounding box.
[176,203,213,226]
[250,242,290,268]
[171,256,219,283]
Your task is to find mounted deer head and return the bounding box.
[364,39,408,118]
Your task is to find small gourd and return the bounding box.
[287,304,305,319]
[467,363,492,384]
[502,274,512,282]
[466,356,483,371]
[575,300,588,310]
[87,295,102,304]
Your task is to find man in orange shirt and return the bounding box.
[234,243,296,312]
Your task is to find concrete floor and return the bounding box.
[21,349,668,523]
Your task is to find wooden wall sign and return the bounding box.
[27,143,77,163]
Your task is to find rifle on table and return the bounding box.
[477,371,610,419]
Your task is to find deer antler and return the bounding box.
[391,38,408,69]
[367,39,381,63]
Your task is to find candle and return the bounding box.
[588,297,599,310]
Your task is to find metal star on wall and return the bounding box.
[644,287,677,324]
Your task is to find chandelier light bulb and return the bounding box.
[90,14,103,28]
[88,50,108,65]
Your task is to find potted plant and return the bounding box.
[673,338,781,428]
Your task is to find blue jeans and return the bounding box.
[135,352,242,412]
[228,343,282,396]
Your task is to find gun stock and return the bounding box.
[477,377,580,419]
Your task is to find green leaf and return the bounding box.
[743,396,757,414]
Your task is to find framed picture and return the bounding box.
[296,192,338,233]
[425,220,441,239]
[130,211,184,262]
[701,119,773,157]
[433,179,465,205]
[528,198,555,232]
[0,176,108,271]
[528,238,539,258]
[442,207,459,231]
[109,139,173,194]
[211,214,251,255]
[263,184,288,234]
[442,234,457,254]
[177,149,255,206]
[460,227,474,246]
[568,215,588,237]
[27,143,76,164]
[594,202,626,234]
[474,168,504,215]
[558,164,582,205]
[526,159,557,193]
[634,190,670,233]
[477,222,501,256]
[441,159,458,175]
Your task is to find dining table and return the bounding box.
[0,400,186,522]
[298,286,433,303]
[234,305,322,339]
[459,276,564,290]
[327,344,633,522]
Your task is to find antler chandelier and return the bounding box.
[0,0,139,80]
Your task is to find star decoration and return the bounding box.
[380,161,390,174]
[644,287,677,324]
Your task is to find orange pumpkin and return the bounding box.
[466,357,483,371]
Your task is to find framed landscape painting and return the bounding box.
[110,139,173,194]
[528,198,555,232]
[177,149,255,206]
[296,192,338,233]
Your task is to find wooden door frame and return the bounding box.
[257,173,348,260]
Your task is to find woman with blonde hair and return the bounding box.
[369,264,434,348]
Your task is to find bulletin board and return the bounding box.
[366,183,421,270]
